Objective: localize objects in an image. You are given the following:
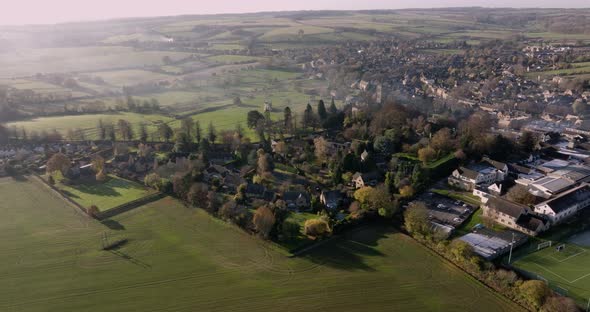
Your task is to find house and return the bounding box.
[320,190,345,210]
[352,172,379,189]
[222,173,245,193]
[534,184,590,225]
[245,183,275,202]
[483,197,548,236]
[448,158,508,191]
[204,164,230,182]
[283,191,310,210]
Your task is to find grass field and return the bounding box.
[0,46,192,78]
[5,112,174,140]
[513,242,590,302]
[0,177,521,312]
[55,175,154,211]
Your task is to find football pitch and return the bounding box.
[513,242,590,302]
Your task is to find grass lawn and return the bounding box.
[56,175,154,211]
[432,189,481,206]
[0,177,521,312]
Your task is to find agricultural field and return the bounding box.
[5,112,174,140]
[0,46,192,78]
[0,177,521,312]
[513,240,590,303]
[55,175,155,212]
[90,69,174,86]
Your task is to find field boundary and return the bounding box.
[31,173,163,220]
[409,234,528,311]
[30,174,89,214]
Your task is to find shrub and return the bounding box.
[304,218,331,238]
[87,205,100,219]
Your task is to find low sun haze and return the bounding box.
[1,0,589,25]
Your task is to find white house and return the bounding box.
[534,184,590,225]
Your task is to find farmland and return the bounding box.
[0,177,521,312]
[5,112,173,140]
[4,9,587,143]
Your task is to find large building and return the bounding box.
[448,158,508,191]
[533,184,590,225]
[482,197,548,236]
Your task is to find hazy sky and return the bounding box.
[3,0,589,25]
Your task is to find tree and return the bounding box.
[573,99,587,116]
[105,123,116,141]
[399,185,415,198]
[138,122,148,142]
[542,296,578,312]
[96,169,107,182]
[304,218,331,238]
[46,153,71,176]
[207,122,217,143]
[257,149,273,175]
[507,185,536,206]
[404,201,432,238]
[519,131,537,153]
[97,119,106,140]
[284,106,292,130]
[449,239,474,262]
[374,135,395,154]
[274,141,288,156]
[233,96,243,107]
[317,99,327,121]
[518,280,550,310]
[303,103,314,129]
[47,175,55,185]
[353,185,396,217]
[206,191,219,213]
[117,119,133,141]
[313,136,330,163]
[430,128,454,155]
[281,220,300,240]
[158,123,173,142]
[87,205,100,219]
[180,117,194,138]
[253,205,276,239]
[418,147,437,164]
[247,110,265,129]
[195,120,202,143]
[328,97,337,114]
[144,173,163,190]
[187,183,208,206]
[92,155,105,173]
[174,131,191,153]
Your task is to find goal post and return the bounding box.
[537,241,552,250]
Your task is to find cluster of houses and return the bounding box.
[450,138,590,236]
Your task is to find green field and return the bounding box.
[0,177,521,312]
[56,175,154,211]
[0,46,192,78]
[5,112,173,140]
[513,242,590,303]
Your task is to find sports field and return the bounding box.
[0,177,521,312]
[56,176,155,211]
[513,241,590,302]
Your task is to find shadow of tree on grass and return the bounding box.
[300,225,393,272]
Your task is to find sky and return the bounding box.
[2,0,589,25]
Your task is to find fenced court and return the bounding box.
[513,241,590,303]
